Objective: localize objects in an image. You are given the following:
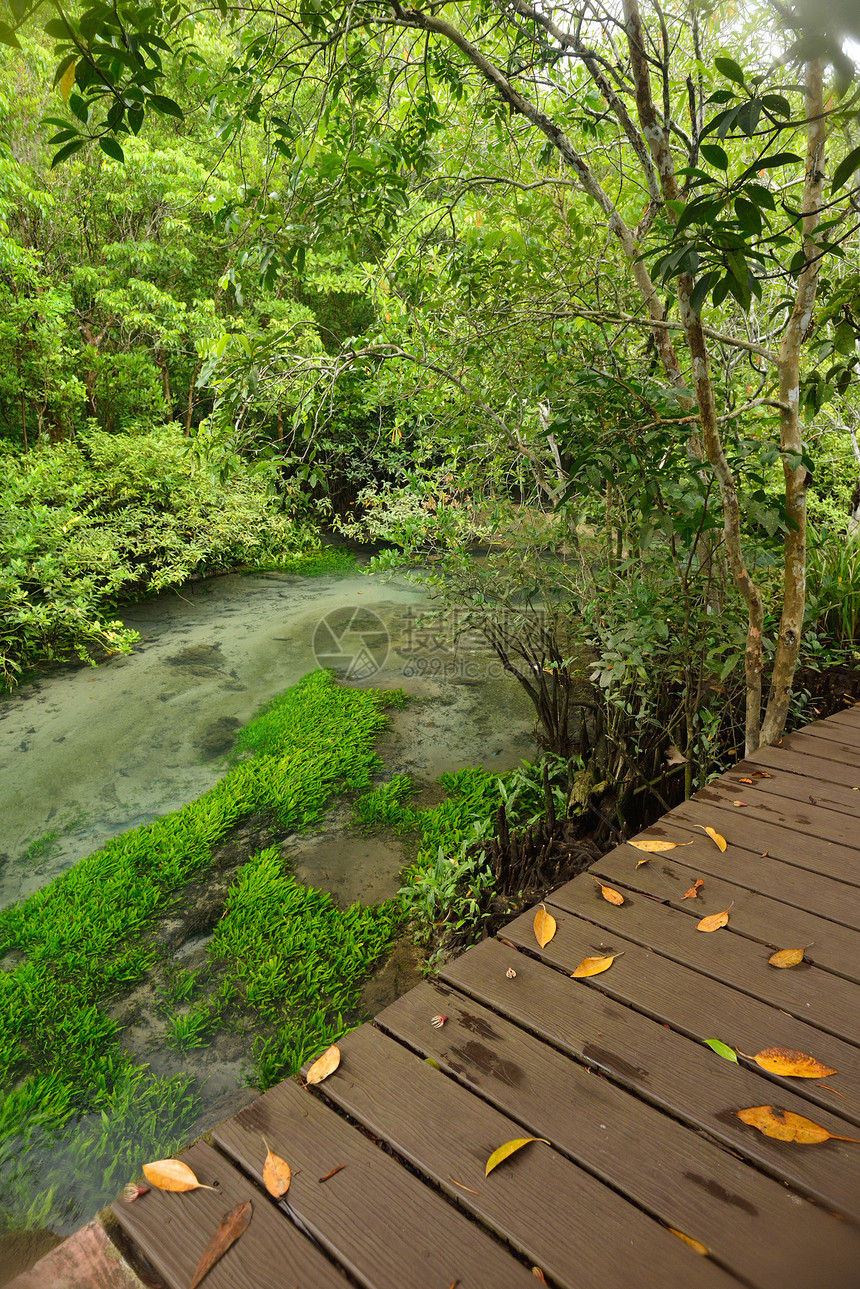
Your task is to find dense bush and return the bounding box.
[0,423,312,684]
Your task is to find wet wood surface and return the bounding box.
[113,705,860,1288]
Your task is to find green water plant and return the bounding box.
[0,670,404,1233]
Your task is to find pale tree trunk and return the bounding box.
[760,61,826,746]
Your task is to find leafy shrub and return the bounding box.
[0,424,313,684]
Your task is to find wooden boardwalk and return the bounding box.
[112,707,860,1288]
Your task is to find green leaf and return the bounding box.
[98,135,125,162]
[51,138,86,168]
[0,22,21,48]
[714,56,745,87]
[700,143,728,171]
[705,1038,738,1062]
[760,94,791,118]
[747,152,801,173]
[832,145,860,194]
[690,272,718,315]
[734,197,763,235]
[148,93,184,119]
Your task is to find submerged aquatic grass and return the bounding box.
[0,670,403,1233]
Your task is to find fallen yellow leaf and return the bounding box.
[696,906,732,932]
[751,1047,836,1078]
[768,947,806,968]
[533,904,557,948]
[306,1044,341,1085]
[262,1138,291,1197]
[694,825,727,851]
[485,1136,550,1176]
[571,952,622,978]
[142,1160,218,1193]
[681,879,704,899]
[628,838,691,853]
[736,1106,860,1144]
[591,877,624,905]
[669,1228,708,1256]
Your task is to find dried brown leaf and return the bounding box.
[681,879,704,900]
[306,1044,340,1085]
[694,825,727,852]
[591,877,624,905]
[696,905,732,932]
[142,1160,218,1193]
[669,1229,708,1256]
[262,1138,291,1198]
[189,1200,252,1289]
[752,1047,836,1079]
[736,1106,860,1144]
[571,952,622,978]
[485,1137,550,1176]
[768,947,806,968]
[533,904,557,948]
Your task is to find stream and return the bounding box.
[0,560,536,909]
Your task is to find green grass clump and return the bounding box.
[207,847,399,1087]
[0,669,404,1233]
[269,546,359,578]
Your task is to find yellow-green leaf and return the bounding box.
[704,1038,738,1063]
[60,58,77,103]
[485,1136,550,1176]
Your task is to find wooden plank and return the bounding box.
[817,705,860,732]
[213,1070,536,1289]
[747,743,860,793]
[723,758,860,819]
[772,728,860,767]
[592,843,860,985]
[502,896,860,1124]
[111,1141,347,1289]
[309,1024,741,1289]
[653,800,860,888]
[789,717,860,746]
[687,779,860,860]
[550,871,860,1046]
[782,724,860,758]
[439,936,860,1220]
[375,979,860,1289]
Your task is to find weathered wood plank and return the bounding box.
[607,821,860,935]
[729,754,860,816]
[111,1141,348,1289]
[213,1070,536,1289]
[439,936,860,1220]
[747,743,860,792]
[375,979,860,1289]
[647,801,860,888]
[309,1024,741,1289]
[549,871,860,1045]
[686,778,860,860]
[592,843,860,984]
[502,895,860,1123]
